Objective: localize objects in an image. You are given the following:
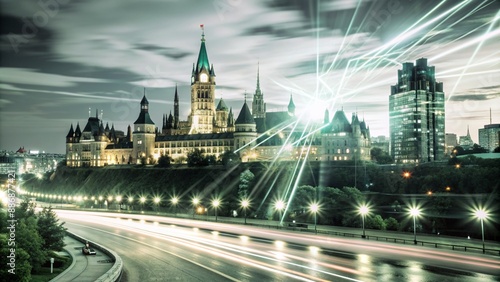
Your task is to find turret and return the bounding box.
[234,100,257,162]
[66,124,74,143]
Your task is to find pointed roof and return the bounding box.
[288,94,295,114]
[331,109,352,133]
[235,101,255,124]
[134,91,154,125]
[98,121,105,136]
[66,124,74,138]
[351,113,360,125]
[75,122,81,137]
[216,98,228,111]
[140,93,149,105]
[174,84,179,101]
[196,29,210,73]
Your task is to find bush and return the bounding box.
[366,214,386,230]
[384,217,399,231]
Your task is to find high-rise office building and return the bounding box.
[389,58,445,163]
[479,124,500,152]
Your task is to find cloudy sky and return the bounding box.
[1,0,499,154]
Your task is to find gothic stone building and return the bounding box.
[66,31,371,167]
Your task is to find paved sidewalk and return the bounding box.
[51,236,114,282]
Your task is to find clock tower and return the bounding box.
[189,26,216,134]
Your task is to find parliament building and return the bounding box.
[65,31,372,167]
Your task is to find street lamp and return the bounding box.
[309,203,319,234]
[474,209,488,254]
[275,200,285,226]
[241,198,250,224]
[153,197,161,213]
[212,199,220,222]
[116,195,122,210]
[98,196,103,208]
[409,207,420,245]
[192,198,200,218]
[359,205,369,238]
[140,196,146,211]
[171,196,179,215]
[128,196,134,211]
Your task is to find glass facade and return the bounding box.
[390,58,445,163]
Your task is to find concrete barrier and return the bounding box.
[66,231,123,282]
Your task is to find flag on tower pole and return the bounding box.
[200,24,204,31]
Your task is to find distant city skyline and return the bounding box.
[1,1,499,153]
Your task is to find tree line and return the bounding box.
[0,201,67,281]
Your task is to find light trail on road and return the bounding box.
[56,210,500,281]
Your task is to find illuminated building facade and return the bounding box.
[479,124,500,152]
[65,31,372,167]
[389,58,445,163]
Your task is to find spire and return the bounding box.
[174,84,179,129]
[195,25,210,74]
[256,62,261,93]
[127,125,132,142]
[95,109,98,119]
[467,125,470,137]
[228,107,234,127]
[287,93,295,115]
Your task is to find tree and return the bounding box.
[370,147,393,164]
[37,207,67,251]
[206,154,217,165]
[157,155,171,168]
[187,149,208,167]
[238,169,254,199]
[16,217,47,273]
[0,235,31,282]
[452,146,465,156]
[14,201,36,221]
[221,151,239,167]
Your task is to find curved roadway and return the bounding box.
[56,210,500,282]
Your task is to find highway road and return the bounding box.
[56,210,500,281]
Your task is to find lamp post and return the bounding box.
[212,199,220,222]
[98,196,103,209]
[140,196,146,211]
[192,198,199,219]
[153,197,161,213]
[116,195,122,211]
[359,205,369,238]
[107,195,112,210]
[474,209,488,254]
[410,207,420,245]
[241,199,250,225]
[275,200,285,226]
[171,196,178,215]
[128,196,134,211]
[309,203,319,234]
